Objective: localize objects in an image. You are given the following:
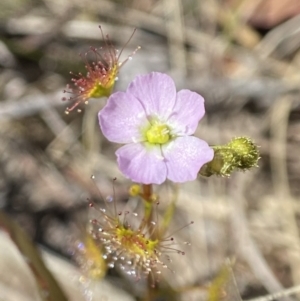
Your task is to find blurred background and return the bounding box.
[1,0,300,300]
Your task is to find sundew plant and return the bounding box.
[64,26,259,298]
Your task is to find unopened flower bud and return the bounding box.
[199,137,259,177]
[227,137,260,170]
[129,184,141,196]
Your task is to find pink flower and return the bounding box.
[98,72,213,184]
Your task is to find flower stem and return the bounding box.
[161,184,179,235]
[141,184,158,292]
[142,184,152,202]
[142,184,153,223]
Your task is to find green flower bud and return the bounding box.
[227,137,260,170]
[199,137,260,177]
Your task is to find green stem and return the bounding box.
[161,184,179,236]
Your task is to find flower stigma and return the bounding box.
[145,121,171,144]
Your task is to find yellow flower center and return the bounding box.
[146,123,170,144]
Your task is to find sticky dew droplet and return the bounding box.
[108,262,114,268]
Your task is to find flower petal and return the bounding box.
[116,143,167,184]
[168,90,205,136]
[162,136,213,183]
[127,72,177,121]
[99,91,150,143]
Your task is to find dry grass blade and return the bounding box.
[162,0,186,76]
[229,175,293,301]
[270,96,300,291]
[245,285,300,301]
[0,211,68,301]
[208,259,242,301]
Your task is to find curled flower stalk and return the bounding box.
[99,72,214,184]
[62,26,140,114]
